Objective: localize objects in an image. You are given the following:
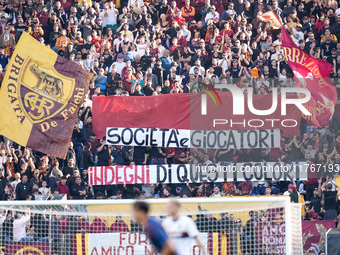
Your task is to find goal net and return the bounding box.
[0,197,302,255]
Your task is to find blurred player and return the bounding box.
[132,201,177,255]
[162,199,207,255]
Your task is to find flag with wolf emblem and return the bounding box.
[0,32,92,159]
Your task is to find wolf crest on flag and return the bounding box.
[0,33,92,158]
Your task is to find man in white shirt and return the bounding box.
[273,32,282,45]
[13,209,30,242]
[189,59,205,76]
[11,173,21,190]
[105,2,119,28]
[0,210,7,225]
[336,7,340,16]
[162,200,207,255]
[109,55,126,74]
[113,32,124,52]
[205,5,220,24]
[128,0,144,8]
[218,52,230,71]
[0,5,10,20]
[156,38,166,58]
[99,3,108,28]
[292,24,304,42]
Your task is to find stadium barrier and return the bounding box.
[0,197,302,255]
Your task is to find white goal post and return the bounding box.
[0,196,302,255]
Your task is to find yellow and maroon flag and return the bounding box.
[0,32,92,158]
[257,10,282,29]
[281,27,336,127]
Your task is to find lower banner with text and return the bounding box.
[88,162,308,186]
[75,232,209,255]
[256,222,286,255]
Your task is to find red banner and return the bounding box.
[190,91,301,138]
[256,222,286,255]
[5,243,51,255]
[281,27,337,127]
[92,93,191,139]
[93,92,302,139]
[302,220,335,254]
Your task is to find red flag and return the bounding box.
[281,27,337,127]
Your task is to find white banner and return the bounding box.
[89,162,308,186]
[257,222,286,255]
[87,232,208,255]
[106,128,280,149]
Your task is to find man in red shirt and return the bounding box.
[57,176,70,199]
[166,1,179,23]
[37,6,49,30]
[238,181,253,195]
[109,216,129,232]
[173,10,185,26]
[181,0,195,23]
[90,217,107,233]
[220,22,235,41]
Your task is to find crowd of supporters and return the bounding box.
[0,0,340,241]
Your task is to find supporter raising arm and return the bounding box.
[13,208,31,242]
